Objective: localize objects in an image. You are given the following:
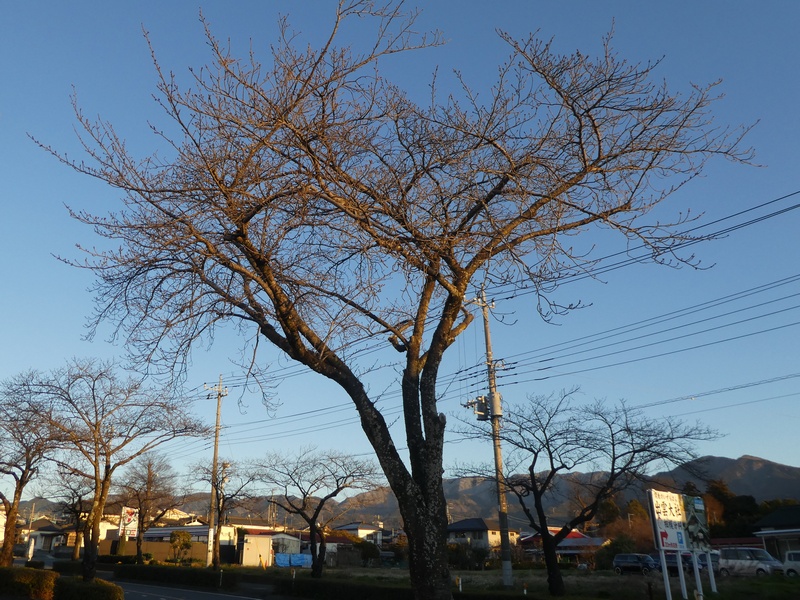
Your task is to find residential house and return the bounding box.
[519,527,607,564]
[27,518,67,553]
[446,518,520,550]
[754,504,800,561]
[334,522,384,546]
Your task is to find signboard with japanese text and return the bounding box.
[647,489,687,550]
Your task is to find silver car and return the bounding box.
[718,547,784,577]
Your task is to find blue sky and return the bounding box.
[2,2,799,493]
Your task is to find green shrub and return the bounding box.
[54,577,123,600]
[0,566,58,600]
[24,561,45,570]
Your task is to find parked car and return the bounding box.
[783,550,800,577]
[650,552,704,576]
[698,552,720,575]
[613,553,660,575]
[718,547,784,577]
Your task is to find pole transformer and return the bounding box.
[469,287,514,587]
[205,375,227,569]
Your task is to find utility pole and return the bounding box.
[465,287,513,587]
[205,375,227,569]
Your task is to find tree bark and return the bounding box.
[82,524,98,581]
[402,495,451,600]
[541,532,565,597]
[0,499,20,567]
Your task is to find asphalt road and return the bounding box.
[115,580,281,600]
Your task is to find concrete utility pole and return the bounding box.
[466,287,513,587]
[205,375,227,568]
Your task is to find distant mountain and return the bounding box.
[335,455,800,529]
[17,455,799,531]
[651,455,800,502]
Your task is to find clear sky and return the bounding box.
[2,2,799,494]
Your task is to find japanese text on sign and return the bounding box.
[648,489,687,550]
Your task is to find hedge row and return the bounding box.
[0,567,122,600]
[270,576,520,600]
[0,567,58,600]
[54,578,123,600]
[113,563,239,590]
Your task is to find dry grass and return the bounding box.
[322,567,800,600]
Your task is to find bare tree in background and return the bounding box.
[192,458,258,567]
[47,467,92,561]
[13,359,207,581]
[459,391,717,596]
[117,453,183,564]
[36,1,751,596]
[0,377,61,566]
[256,447,380,578]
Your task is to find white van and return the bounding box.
[784,550,800,577]
[718,547,784,576]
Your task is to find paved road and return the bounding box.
[116,580,273,599]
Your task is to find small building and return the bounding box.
[753,505,800,561]
[446,518,520,550]
[27,519,68,552]
[141,524,237,546]
[519,527,607,563]
[334,522,384,546]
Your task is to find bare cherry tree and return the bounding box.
[116,453,183,564]
[460,391,717,596]
[192,458,258,568]
[0,375,61,566]
[256,447,380,578]
[14,359,207,581]
[36,1,751,597]
[46,466,93,561]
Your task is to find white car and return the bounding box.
[718,547,784,577]
[784,550,800,577]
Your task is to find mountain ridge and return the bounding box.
[17,454,798,529]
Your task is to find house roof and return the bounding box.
[334,522,380,533]
[448,518,495,532]
[521,527,591,540]
[754,505,800,530]
[447,518,519,534]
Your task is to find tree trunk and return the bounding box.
[213,519,223,568]
[404,510,451,600]
[307,525,326,578]
[71,524,82,561]
[136,534,144,564]
[394,478,452,600]
[541,533,565,597]
[0,501,20,567]
[82,524,98,581]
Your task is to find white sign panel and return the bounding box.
[648,489,687,550]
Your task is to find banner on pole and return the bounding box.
[119,506,139,537]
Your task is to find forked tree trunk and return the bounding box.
[82,525,98,581]
[401,498,452,600]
